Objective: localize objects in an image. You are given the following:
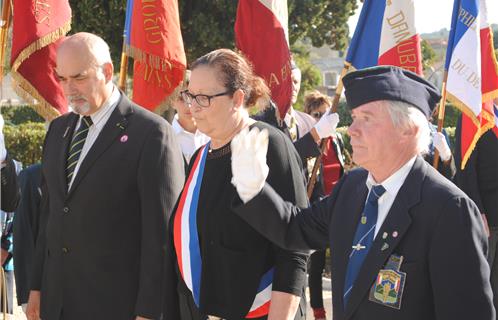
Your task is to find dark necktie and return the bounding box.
[343,184,386,307]
[66,116,93,188]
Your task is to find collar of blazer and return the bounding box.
[341,156,427,319]
[64,92,134,199]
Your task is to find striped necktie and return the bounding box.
[343,184,386,307]
[66,116,93,187]
[288,115,298,142]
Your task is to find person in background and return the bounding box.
[26,32,185,320]
[171,70,210,164]
[302,90,346,320]
[454,107,498,313]
[13,163,43,312]
[252,62,337,185]
[231,66,494,320]
[425,112,456,180]
[165,48,310,320]
[0,114,20,315]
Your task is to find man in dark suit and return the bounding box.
[230,66,495,320]
[13,163,43,311]
[454,113,498,312]
[26,32,185,320]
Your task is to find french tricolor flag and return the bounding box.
[346,0,422,75]
[235,0,293,119]
[445,0,498,168]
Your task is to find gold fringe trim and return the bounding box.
[124,44,185,72]
[460,110,494,169]
[10,21,71,120]
[482,88,498,103]
[487,28,498,75]
[446,92,482,127]
[11,71,61,120]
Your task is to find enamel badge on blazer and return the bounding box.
[368,254,406,309]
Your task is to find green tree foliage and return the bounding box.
[69,0,127,67]
[291,45,322,110]
[69,1,357,66]
[288,0,357,51]
[421,39,437,71]
[4,123,46,167]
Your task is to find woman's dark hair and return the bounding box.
[191,49,270,107]
[303,90,331,114]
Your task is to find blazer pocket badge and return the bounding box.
[368,254,406,310]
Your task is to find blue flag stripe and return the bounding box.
[123,0,135,44]
[445,0,479,70]
[345,0,385,69]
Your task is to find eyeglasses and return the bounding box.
[180,90,232,108]
[311,111,324,119]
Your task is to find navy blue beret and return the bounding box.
[342,66,441,118]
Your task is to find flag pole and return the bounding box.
[0,0,12,84]
[118,36,128,92]
[307,61,351,198]
[432,70,448,170]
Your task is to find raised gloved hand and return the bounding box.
[314,112,340,139]
[231,127,269,203]
[433,132,452,161]
[0,115,6,162]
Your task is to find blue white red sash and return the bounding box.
[173,143,209,305]
[173,143,274,318]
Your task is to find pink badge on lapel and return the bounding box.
[120,135,128,143]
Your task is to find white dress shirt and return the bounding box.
[171,115,210,164]
[68,87,120,190]
[366,156,417,238]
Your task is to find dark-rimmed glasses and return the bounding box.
[180,90,232,108]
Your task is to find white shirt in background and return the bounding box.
[172,115,210,164]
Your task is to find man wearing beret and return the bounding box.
[230,66,495,320]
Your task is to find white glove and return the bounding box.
[231,127,269,203]
[314,112,339,139]
[0,115,6,162]
[433,132,452,161]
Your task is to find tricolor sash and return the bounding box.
[173,143,274,318]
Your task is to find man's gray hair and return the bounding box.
[385,100,431,155]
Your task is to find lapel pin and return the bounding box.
[382,232,388,239]
[392,231,398,238]
[381,243,389,251]
[116,122,125,130]
[63,126,70,138]
[120,135,128,143]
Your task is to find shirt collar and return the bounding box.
[366,156,417,196]
[82,86,120,130]
[283,107,297,127]
[171,115,184,135]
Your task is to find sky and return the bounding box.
[348,0,498,35]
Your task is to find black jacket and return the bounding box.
[32,94,185,320]
[235,156,494,320]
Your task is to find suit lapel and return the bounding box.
[343,157,426,319]
[57,113,79,196]
[67,94,133,199]
[330,173,368,318]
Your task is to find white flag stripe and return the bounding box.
[259,0,289,44]
[379,0,417,56]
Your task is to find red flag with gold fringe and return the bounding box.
[235,0,292,119]
[10,0,71,120]
[123,0,186,113]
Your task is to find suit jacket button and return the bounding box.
[62,247,69,254]
[63,207,69,213]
